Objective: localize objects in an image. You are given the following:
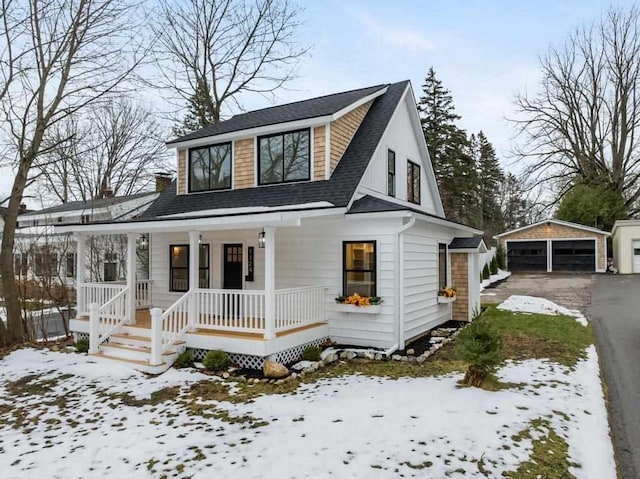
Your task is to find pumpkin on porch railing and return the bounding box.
[335,293,383,306]
[438,287,457,298]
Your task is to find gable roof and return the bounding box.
[495,219,611,238]
[141,81,410,219]
[22,192,158,217]
[168,84,388,145]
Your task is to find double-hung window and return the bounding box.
[258,129,310,185]
[438,243,448,290]
[169,244,210,292]
[407,160,421,204]
[343,241,376,297]
[387,149,396,197]
[189,142,232,192]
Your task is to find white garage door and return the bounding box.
[634,240,640,273]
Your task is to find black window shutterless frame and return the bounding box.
[342,241,377,297]
[188,142,232,193]
[257,128,311,185]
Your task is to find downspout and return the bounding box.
[385,215,416,356]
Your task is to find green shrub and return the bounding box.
[490,256,499,275]
[302,345,322,361]
[203,350,230,372]
[173,350,194,369]
[496,244,507,270]
[75,338,89,353]
[455,320,502,387]
[482,263,491,280]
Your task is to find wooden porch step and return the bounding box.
[111,333,150,343]
[89,351,167,368]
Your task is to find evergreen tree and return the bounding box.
[555,181,627,231]
[173,77,219,137]
[475,131,505,238]
[500,173,529,230]
[417,67,474,223]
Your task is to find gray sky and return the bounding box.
[7,0,632,208]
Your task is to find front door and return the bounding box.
[223,244,243,289]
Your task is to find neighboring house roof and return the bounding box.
[167,84,388,145]
[495,219,611,238]
[449,236,485,250]
[22,192,158,217]
[141,81,409,219]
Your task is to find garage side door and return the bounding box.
[507,241,547,271]
[551,240,595,272]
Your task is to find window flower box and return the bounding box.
[334,294,382,314]
[437,287,457,304]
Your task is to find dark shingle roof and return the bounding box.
[168,84,388,144]
[449,236,484,250]
[141,81,409,219]
[24,192,157,216]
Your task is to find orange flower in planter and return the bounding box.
[335,293,383,306]
[438,287,457,298]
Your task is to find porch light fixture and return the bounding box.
[138,234,149,251]
[258,230,266,248]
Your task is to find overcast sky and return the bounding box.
[8,0,635,207]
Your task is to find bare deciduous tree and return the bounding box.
[0,0,147,346]
[36,100,170,203]
[153,0,307,133]
[513,6,640,214]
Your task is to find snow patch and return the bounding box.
[498,295,588,326]
[480,269,511,291]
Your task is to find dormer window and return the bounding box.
[189,142,232,192]
[258,129,310,185]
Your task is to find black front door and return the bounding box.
[223,244,243,289]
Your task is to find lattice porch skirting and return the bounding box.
[189,336,329,370]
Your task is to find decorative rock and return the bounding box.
[222,372,230,379]
[236,375,246,383]
[324,353,339,363]
[416,355,427,364]
[400,356,409,362]
[346,352,357,360]
[263,360,289,379]
[339,351,349,359]
[363,351,375,360]
[374,353,383,361]
[391,354,402,361]
[291,373,298,380]
[406,348,415,356]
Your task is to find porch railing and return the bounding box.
[79,283,126,316]
[275,286,327,332]
[149,291,192,366]
[135,280,152,309]
[88,286,129,353]
[194,289,266,333]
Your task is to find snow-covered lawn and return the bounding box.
[0,297,615,479]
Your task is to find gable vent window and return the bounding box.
[407,160,421,205]
[189,142,232,192]
[387,149,395,197]
[258,129,310,185]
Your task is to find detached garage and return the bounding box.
[612,220,640,274]
[496,220,609,273]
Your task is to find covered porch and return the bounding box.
[67,218,332,369]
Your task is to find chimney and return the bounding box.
[155,172,172,193]
[102,186,114,198]
[18,203,27,214]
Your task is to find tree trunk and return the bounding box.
[0,158,32,345]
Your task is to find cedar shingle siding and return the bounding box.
[330,101,372,174]
[233,138,254,189]
[177,149,187,195]
[451,252,470,321]
[313,125,326,181]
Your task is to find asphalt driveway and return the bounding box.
[589,275,640,479]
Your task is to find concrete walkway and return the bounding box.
[589,275,640,479]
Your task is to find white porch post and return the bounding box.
[88,302,99,354]
[149,307,163,366]
[126,233,137,324]
[188,231,200,326]
[264,226,276,340]
[75,233,86,316]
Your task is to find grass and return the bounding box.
[504,417,579,479]
[480,303,593,368]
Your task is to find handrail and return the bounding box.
[96,287,128,344]
[160,290,193,353]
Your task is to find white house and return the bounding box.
[58,81,484,373]
[14,191,160,288]
[612,220,640,273]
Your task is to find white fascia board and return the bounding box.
[54,207,347,235]
[612,219,640,235]
[167,116,333,150]
[331,87,388,121]
[155,202,335,219]
[355,187,440,216]
[346,208,483,235]
[496,218,611,238]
